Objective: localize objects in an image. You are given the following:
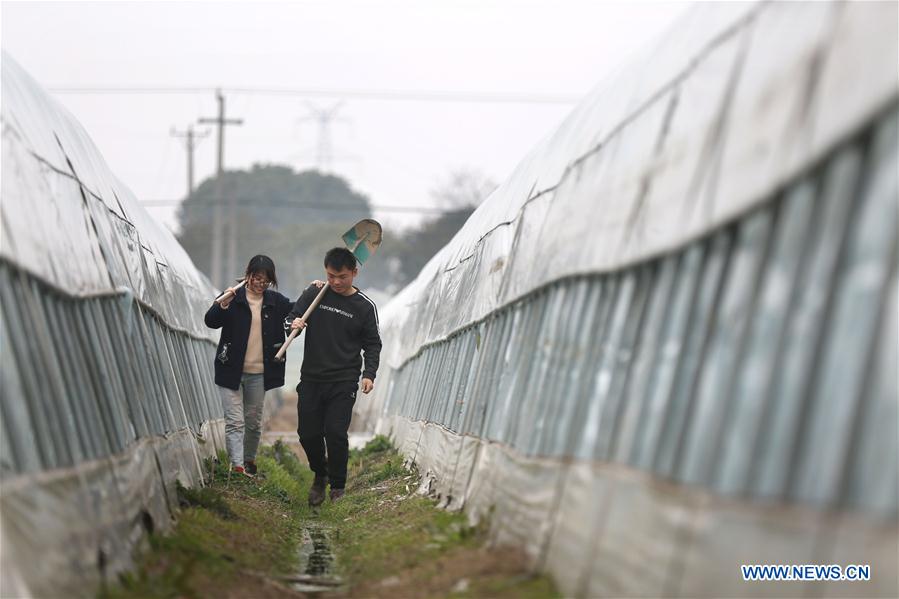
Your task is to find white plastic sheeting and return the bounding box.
[1,53,226,597]
[1,55,217,336]
[364,2,898,597]
[374,1,897,370]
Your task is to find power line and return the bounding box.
[138,198,459,214]
[47,85,581,105]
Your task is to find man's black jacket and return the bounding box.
[287,284,381,384]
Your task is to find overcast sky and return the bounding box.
[2,0,690,233]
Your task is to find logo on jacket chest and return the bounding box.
[318,304,354,319]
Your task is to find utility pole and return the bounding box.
[199,89,242,289]
[170,125,209,197]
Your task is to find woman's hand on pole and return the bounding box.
[219,286,238,309]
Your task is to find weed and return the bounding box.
[176,481,236,520]
[362,434,393,455]
[369,458,406,484]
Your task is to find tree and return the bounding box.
[430,168,498,210]
[177,164,372,297]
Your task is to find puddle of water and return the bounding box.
[282,524,343,594]
[302,525,334,577]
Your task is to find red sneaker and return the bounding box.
[231,465,254,478]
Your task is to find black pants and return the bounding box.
[296,380,357,489]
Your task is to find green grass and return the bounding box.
[176,480,236,520]
[101,447,308,599]
[101,437,559,598]
[312,435,559,597]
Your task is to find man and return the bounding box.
[287,247,382,505]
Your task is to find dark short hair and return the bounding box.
[324,247,357,272]
[244,254,278,288]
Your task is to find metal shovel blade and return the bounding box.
[342,219,383,266]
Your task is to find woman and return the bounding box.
[204,255,294,476]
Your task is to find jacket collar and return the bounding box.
[232,286,249,306]
[262,288,278,307]
[232,286,278,307]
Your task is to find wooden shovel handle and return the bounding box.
[274,284,329,361]
[215,279,246,305]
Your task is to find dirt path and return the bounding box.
[102,431,558,598]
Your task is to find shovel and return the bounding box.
[274,219,383,362]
